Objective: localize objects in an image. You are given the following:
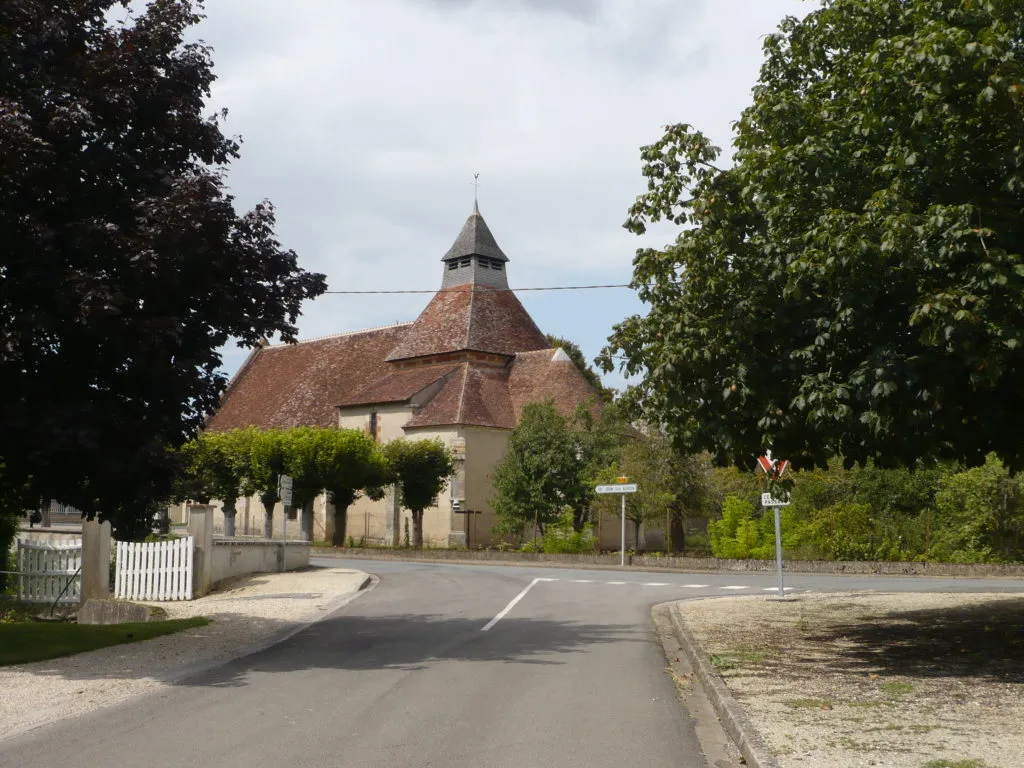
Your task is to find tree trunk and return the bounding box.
[223,502,237,538]
[260,492,277,539]
[412,509,424,548]
[300,500,314,542]
[633,518,643,552]
[330,489,356,547]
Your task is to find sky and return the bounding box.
[187,0,812,389]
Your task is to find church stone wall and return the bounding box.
[459,426,511,548]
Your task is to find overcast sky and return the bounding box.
[190,0,811,389]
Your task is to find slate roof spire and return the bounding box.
[441,198,509,289]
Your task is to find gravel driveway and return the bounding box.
[0,566,370,743]
[678,591,1024,768]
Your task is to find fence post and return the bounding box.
[188,504,215,597]
[80,518,111,605]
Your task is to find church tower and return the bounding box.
[384,203,547,364]
[440,201,510,290]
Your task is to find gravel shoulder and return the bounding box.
[677,592,1024,768]
[0,566,370,742]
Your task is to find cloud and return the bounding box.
[181,0,810,386]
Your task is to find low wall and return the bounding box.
[15,528,82,545]
[313,547,1024,579]
[211,539,310,586]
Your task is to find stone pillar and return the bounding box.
[188,504,215,597]
[80,518,111,604]
[223,501,237,538]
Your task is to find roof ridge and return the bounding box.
[266,322,412,348]
[454,363,470,424]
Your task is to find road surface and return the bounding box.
[4,558,1023,768]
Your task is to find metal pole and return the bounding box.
[620,493,626,567]
[773,505,785,595]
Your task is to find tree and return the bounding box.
[491,401,593,538]
[545,334,612,400]
[383,439,454,548]
[599,0,1024,470]
[594,430,712,552]
[173,429,252,537]
[246,429,288,539]
[0,1,326,530]
[317,429,390,547]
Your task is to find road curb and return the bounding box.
[668,602,780,768]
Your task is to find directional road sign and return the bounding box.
[595,484,638,494]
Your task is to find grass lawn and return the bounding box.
[0,616,210,666]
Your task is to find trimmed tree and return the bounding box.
[0,1,326,531]
[174,429,253,537]
[318,429,391,547]
[383,439,455,548]
[600,0,1024,470]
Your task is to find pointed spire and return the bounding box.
[441,201,509,263]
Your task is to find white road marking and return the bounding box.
[643,582,672,587]
[482,578,542,631]
[536,577,558,582]
[571,579,594,583]
[763,587,796,592]
[606,581,628,585]
[682,584,710,588]
[721,585,749,590]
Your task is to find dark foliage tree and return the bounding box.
[600,0,1024,470]
[0,0,326,533]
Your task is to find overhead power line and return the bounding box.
[323,283,637,295]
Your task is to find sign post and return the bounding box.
[278,475,293,571]
[756,452,790,597]
[595,481,638,566]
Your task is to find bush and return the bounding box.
[519,510,596,554]
[708,496,796,560]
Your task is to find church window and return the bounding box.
[368,410,378,441]
[489,259,504,271]
[477,257,490,269]
[447,261,458,270]
[459,257,471,268]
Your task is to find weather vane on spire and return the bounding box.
[472,172,481,210]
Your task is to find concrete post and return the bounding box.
[387,485,401,547]
[80,518,111,605]
[188,504,215,597]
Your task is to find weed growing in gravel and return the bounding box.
[881,681,915,697]
[922,759,988,768]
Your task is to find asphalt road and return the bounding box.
[4,559,1024,768]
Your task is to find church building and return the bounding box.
[200,203,598,547]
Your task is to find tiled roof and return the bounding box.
[508,348,599,422]
[385,285,548,362]
[405,351,596,430]
[205,325,410,431]
[336,363,460,408]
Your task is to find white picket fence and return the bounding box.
[17,539,82,604]
[114,537,194,601]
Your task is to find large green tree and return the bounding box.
[318,429,390,547]
[491,401,597,538]
[600,0,1024,470]
[0,1,326,532]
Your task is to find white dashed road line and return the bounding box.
[720,585,750,590]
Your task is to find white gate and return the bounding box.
[114,537,194,601]
[16,539,82,604]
